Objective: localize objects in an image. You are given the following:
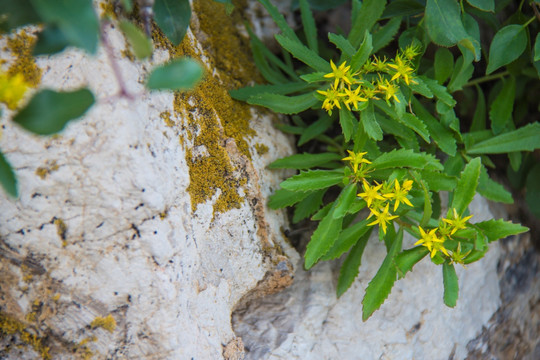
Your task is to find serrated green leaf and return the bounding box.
[229,82,313,101]
[13,89,94,135]
[395,246,429,278]
[448,55,474,92]
[0,150,18,198]
[269,153,342,169]
[119,20,153,59]
[30,0,99,54]
[333,183,358,219]
[411,97,457,156]
[247,92,318,114]
[328,33,355,58]
[470,85,486,131]
[268,188,313,209]
[293,189,326,223]
[300,72,327,83]
[486,24,527,74]
[299,0,318,53]
[372,16,401,53]
[419,170,457,191]
[478,165,513,204]
[421,76,456,107]
[350,32,373,73]
[489,76,515,135]
[442,262,459,307]
[258,0,301,43]
[305,206,343,269]
[336,227,372,297]
[33,25,70,56]
[408,77,434,99]
[348,0,386,48]
[147,58,203,91]
[399,113,430,142]
[475,219,529,242]
[381,0,424,18]
[298,114,333,146]
[362,228,402,321]
[339,107,356,142]
[361,102,383,141]
[425,0,471,47]
[323,220,371,261]
[451,157,481,215]
[434,48,454,84]
[467,123,540,154]
[467,0,494,12]
[312,201,333,221]
[281,169,344,192]
[370,149,443,171]
[275,34,330,73]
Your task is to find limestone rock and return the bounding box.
[0,1,297,359]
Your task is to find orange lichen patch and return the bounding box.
[5,31,42,87]
[153,0,264,215]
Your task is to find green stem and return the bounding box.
[522,16,536,28]
[464,71,509,88]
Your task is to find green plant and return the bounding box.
[232,0,538,320]
[0,0,208,197]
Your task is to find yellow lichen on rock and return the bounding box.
[90,315,116,333]
[5,31,42,87]
[0,313,51,359]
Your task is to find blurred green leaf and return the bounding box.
[147,58,203,91]
[0,150,18,198]
[534,33,540,62]
[350,32,373,73]
[229,82,312,101]
[372,16,402,53]
[336,227,372,297]
[486,24,527,74]
[362,228,402,321]
[425,0,471,47]
[525,163,540,217]
[153,0,191,46]
[119,20,152,59]
[448,55,474,92]
[348,0,387,48]
[442,262,458,307]
[328,33,355,58]
[451,157,481,215]
[300,0,318,53]
[13,89,94,135]
[400,113,430,142]
[33,25,70,56]
[323,220,371,261]
[489,76,515,135]
[370,149,443,171]
[467,123,540,154]
[467,0,494,12]
[477,165,513,204]
[339,107,356,142]
[120,0,133,12]
[259,0,301,43]
[419,170,457,191]
[298,114,333,146]
[30,0,99,54]
[333,183,358,219]
[293,189,326,223]
[281,169,344,192]
[434,48,454,84]
[470,85,486,131]
[247,92,318,114]
[0,0,40,32]
[268,153,342,169]
[361,102,383,141]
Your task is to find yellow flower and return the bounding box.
[402,44,422,61]
[377,78,400,103]
[361,83,380,100]
[442,208,473,235]
[358,180,385,208]
[387,54,415,85]
[368,203,398,234]
[450,242,471,266]
[324,60,353,88]
[317,85,344,115]
[0,72,29,110]
[384,179,413,211]
[342,150,371,173]
[343,86,368,111]
[414,226,449,258]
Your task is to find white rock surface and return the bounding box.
[234,195,501,360]
[0,3,297,359]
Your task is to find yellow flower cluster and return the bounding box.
[0,71,29,110]
[342,150,414,234]
[316,45,420,115]
[414,208,473,263]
